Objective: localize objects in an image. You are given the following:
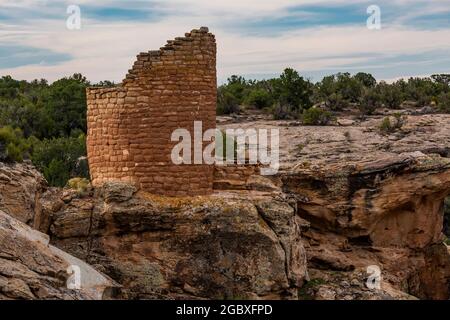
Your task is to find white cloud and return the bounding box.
[0,0,449,82]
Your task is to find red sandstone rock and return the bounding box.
[49,183,308,300]
[0,209,119,300]
[0,162,46,226]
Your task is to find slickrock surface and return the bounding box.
[0,112,449,300]
[48,183,308,299]
[0,162,46,225]
[0,210,118,300]
[218,114,450,170]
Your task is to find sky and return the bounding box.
[0,0,449,84]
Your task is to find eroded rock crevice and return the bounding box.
[41,184,307,300]
[2,111,450,300]
[1,153,449,300]
[281,153,450,299]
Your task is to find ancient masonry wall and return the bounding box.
[213,165,261,190]
[86,27,217,196]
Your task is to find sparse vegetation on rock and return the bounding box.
[67,177,91,194]
[379,113,407,134]
[216,70,450,127]
[302,107,335,125]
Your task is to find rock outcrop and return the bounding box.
[0,162,46,226]
[0,210,118,300]
[35,152,450,300]
[47,183,307,299]
[218,113,450,300]
[278,136,450,300]
[1,113,449,300]
[283,152,450,249]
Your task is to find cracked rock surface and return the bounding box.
[1,112,450,300]
[47,184,308,299]
[0,210,118,300]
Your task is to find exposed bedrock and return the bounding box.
[0,210,118,300]
[1,150,449,299]
[0,162,46,226]
[282,153,450,248]
[281,152,450,299]
[47,183,308,300]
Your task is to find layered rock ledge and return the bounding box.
[282,153,450,299]
[1,113,449,300]
[46,184,307,299]
[0,210,118,300]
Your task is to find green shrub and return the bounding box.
[379,117,392,133]
[354,72,377,88]
[43,74,88,137]
[332,72,364,103]
[325,93,348,111]
[272,68,313,112]
[302,108,335,125]
[379,113,406,134]
[0,126,31,162]
[271,103,298,120]
[216,75,251,115]
[437,92,450,113]
[359,88,382,115]
[67,177,91,194]
[31,134,88,187]
[403,77,435,108]
[377,81,403,109]
[244,89,272,109]
[44,159,71,187]
[217,89,240,115]
[314,72,376,109]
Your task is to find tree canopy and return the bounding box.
[1,71,449,186]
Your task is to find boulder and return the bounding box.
[0,162,46,226]
[282,153,450,249]
[0,210,119,300]
[49,190,308,300]
[281,153,450,299]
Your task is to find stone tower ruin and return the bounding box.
[86,27,217,196]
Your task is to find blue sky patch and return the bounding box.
[0,0,449,82]
[83,5,165,22]
[0,45,72,69]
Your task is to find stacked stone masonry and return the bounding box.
[213,164,262,190]
[87,27,217,196]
